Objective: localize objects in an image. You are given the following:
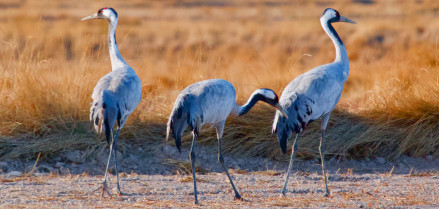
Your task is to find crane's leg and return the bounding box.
[281,133,300,198]
[190,131,199,204]
[100,130,114,197]
[112,127,128,196]
[320,113,331,197]
[216,121,241,200]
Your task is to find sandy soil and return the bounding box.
[1,145,439,208]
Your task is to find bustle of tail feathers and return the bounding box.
[167,95,196,153]
[273,109,303,154]
[90,90,119,145]
[90,100,104,134]
[167,105,184,153]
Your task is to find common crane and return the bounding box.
[167,79,288,204]
[272,8,355,197]
[82,7,142,197]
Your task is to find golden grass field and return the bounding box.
[0,0,439,162]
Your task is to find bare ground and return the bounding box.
[1,145,439,208]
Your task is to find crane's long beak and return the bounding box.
[275,104,289,119]
[81,13,99,21]
[339,16,356,24]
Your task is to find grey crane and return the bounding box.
[272,8,355,197]
[166,79,288,204]
[82,8,142,197]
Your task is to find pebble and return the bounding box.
[6,171,22,177]
[426,155,434,161]
[329,174,341,181]
[34,172,49,177]
[55,162,65,168]
[0,162,9,173]
[65,150,84,163]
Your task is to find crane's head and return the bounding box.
[255,89,288,118]
[81,7,118,23]
[321,8,356,24]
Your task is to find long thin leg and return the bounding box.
[190,131,199,204]
[319,130,330,197]
[320,113,331,197]
[101,131,114,197]
[281,133,300,198]
[112,128,127,196]
[215,121,241,200]
[218,137,242,200]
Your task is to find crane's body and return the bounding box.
[167,79,287,204]
[83,7,142,197]
[170,79,237,131]
[272,8,355,197]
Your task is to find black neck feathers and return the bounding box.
[326,20,343,45]
[238,93,265,116]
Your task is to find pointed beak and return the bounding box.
[339,16,356,24]
[81,13,99,21]
[275,104,288,119]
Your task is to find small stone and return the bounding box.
[34,172,48,177]
[55,162,65,168]
[38,165,52,173]
[6,171,22,177]
[65,150,84,163]
[329,174,341,181]
[0,162,9,173]
[375,157,386,165]
[426,155,434,161]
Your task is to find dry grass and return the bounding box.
[0,0,439,162]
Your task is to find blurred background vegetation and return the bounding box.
[0,0,438,162]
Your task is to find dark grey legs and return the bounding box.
[281,133,300,197]
[218,137,241,199]
[190,131,199,204]
[216,120,241,200]
[112,128,126,196]
[320,113,331,197]
[101,131,114,197]
[319,130,330,196]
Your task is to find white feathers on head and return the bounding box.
[321,8,338,21]
[254,89,277,100]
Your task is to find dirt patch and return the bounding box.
[1,145,439,207]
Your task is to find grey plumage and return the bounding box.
[166,79,287,204]
[83,7,142,197]
[272,8,355,198]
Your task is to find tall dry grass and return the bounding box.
[0,0,438,161]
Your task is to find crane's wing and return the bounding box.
[90,70,142,139]
[273,65,345,153]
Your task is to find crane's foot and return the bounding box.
[280,190,287,198]
[194,200,199,204]
[117,190,132,196]
[101,182,112,198]
[234,194,243,201]
[324,192,330,197]
[92,181,112,198]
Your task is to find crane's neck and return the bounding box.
[321,18,349,69]
[108,18,128,71]
[233,89,277,116]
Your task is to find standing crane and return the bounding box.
[82,8,142,197]
[167,79,288,204]
[272,8,355,197]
